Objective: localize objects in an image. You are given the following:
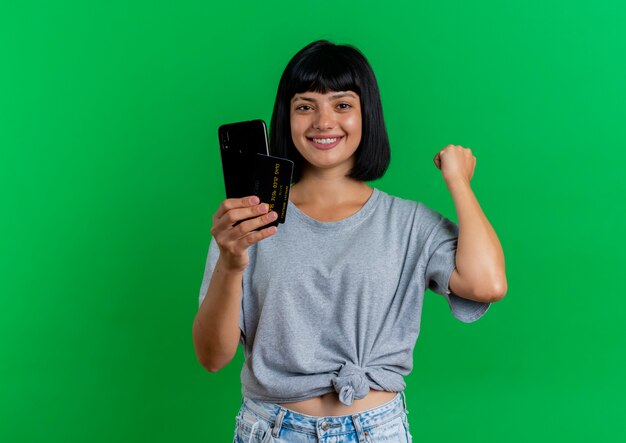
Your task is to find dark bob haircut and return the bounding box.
[269,40,391,183]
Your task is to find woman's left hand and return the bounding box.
[433,144,476,185]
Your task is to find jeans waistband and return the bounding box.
[241,391,408,437]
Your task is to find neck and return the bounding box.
[290,166,371,206]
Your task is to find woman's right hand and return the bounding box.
[210,195,278,272]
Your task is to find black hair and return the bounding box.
[269,40,391,183]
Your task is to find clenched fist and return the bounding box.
[433,144,476,185]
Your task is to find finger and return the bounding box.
[234,225,279,253]
[229,210,279,241]
[214,195,260,221]
[212,209,276,255]
[214,203,270,233]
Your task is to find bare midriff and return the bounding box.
[278,390,397,417]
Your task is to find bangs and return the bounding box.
[287,51,361,97]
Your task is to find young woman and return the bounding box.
[194,40,507,443]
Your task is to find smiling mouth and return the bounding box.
[307,136,343,144]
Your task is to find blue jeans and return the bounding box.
[233,391,413,442]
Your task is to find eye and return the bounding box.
[337,102,352,110]
[295,104,313,111]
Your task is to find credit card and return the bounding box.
[251,153,294,227]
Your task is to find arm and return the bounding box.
[192,257,244,372]
[192,196,278,372]
[447,179,507,302]
[434,145,507,303]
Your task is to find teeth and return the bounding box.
[312,137,338,144]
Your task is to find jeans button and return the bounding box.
[321,421,330,431]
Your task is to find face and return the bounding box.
[290,90,362,176]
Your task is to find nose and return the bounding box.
[313,105,335,130]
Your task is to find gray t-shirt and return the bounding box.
[198,187,490,406]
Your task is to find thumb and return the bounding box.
[433,152,441,170]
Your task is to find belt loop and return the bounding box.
[248,421,259,443]
[351,413,367,443]
[272,407,287,438]
[401,391,409,414]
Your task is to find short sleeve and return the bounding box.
[198,237,246,342]
[424,215,491,323]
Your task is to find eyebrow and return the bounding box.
[292,92,358,102]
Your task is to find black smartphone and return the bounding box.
[217,119,293,230]
[217,119,270,199]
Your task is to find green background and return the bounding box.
[2,0,625,441]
